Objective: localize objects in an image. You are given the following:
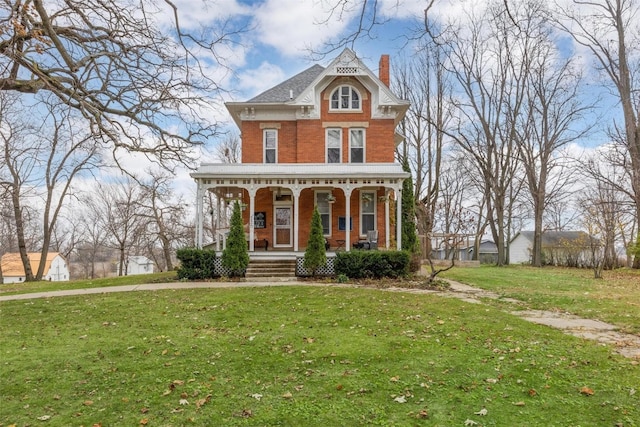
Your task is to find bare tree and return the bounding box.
[554,0,640,268]
[94,178,145,276]
[514,34,593,266]
[1,94,101,281]
[394,38,452,257]
[215,132,242,163]
[0,0,238,167]
[74,201,110,279]
[138,170,191,271]
[425,0,533,265]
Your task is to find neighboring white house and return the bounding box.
[510,231,597,266]
[126,256,155,275]
[0,252,70,283]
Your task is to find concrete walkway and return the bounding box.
[1,278,638,359]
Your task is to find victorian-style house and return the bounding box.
[191,49,410,257]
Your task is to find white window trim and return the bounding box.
[325,128,342,163]
[330,85,362,111]
[360,191,377,236]
[349,128,366,163]
[264,129,278,163]
[315,190,332,237]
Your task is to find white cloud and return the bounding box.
[251,0,351,56]
[235,61,287,98]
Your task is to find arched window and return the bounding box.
[330,85,360,110]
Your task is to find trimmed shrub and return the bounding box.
[176,248,217,280]
[221,201,250,277]
[303,207,327,276]
[334,250,410,279]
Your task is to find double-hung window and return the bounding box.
[316,191,331,235]
[326,128,342,163]
[349,128,365,163]
[264,129,277,163]
[360,191,376,235]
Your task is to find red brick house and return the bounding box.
[192,48,410,256]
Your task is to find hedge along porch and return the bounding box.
[191,163,408,253]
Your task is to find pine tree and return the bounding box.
[221,201,249,277]
[401,158,420,255]
[304,207,327,276]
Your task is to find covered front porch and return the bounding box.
[191,163,409,254]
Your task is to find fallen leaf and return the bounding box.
[513,401,526,406]
[416,410,429,419]
[196,395,212,408]
[37,415,51,421]
[141,407,149,414]
[390,376,400,382]
[580,386,594,396]
[179,399,189,405]
[474,408,487,416]
[393,396,406,403]
[83,400,93,406]
[282,392,293,399]
[529,389,537,396]
[336,384,343,391]
[140,419,148,425]
[464,419,478,426]
[485,378,499,384]
[251,393,263,401]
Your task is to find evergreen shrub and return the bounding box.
[334,250,410,279]
[176,248,217,280]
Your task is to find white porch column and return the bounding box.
[292,185,302,252]
[195,181,204,249]
[384,189,390,249]
[345,187,353,251]
[396,186,402,250]
[248,187,257,252]
[215,195,222,251]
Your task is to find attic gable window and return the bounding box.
[330,85,360,110]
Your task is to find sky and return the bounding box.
[106,0,621,203]
[159,0,430,194]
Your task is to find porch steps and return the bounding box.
[245,259,297,279]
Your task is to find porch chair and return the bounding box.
[360,230,378,250]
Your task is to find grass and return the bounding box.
[441,265,640,334]
[0,271,178,296]
[1,285,639,426]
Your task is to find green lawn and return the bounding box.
[1,285,638,426]
[0,271,179,296]
[441,265,640,334]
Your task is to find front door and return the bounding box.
[274,206,292,247]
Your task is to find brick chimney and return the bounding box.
[379,54,390,87]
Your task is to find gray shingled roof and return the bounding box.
[248,64,325,103]
[518,231,593,246]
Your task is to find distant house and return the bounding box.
[510,231,598,266]
[430,235,498,264]
[126,256,155,275]
[472,240,499,264]
[1,252,70,284]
